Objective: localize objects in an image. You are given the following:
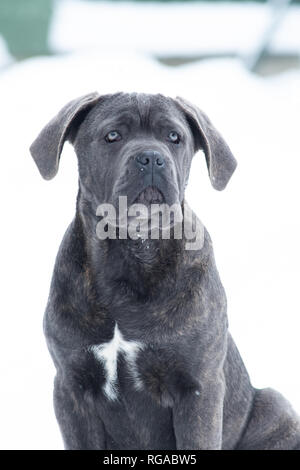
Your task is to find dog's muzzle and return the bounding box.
[135,150,165,170]
[134,149,169,200]
[134,185,164,206]
[112,145,180,208]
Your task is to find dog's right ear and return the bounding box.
[30,92,100,180]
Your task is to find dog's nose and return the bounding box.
[136,150,165,168]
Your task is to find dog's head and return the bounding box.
[30,92,237,209]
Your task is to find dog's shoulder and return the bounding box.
[44,218,110,349]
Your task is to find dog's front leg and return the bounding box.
[54,375,106,450]
[173,373,225,450]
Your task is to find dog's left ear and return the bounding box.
[175,96,237,190]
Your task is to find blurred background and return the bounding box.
[0,0,299,450]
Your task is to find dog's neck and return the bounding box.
[76,191,187,300]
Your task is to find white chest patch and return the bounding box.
[90,323,143,401]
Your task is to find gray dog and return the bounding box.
[30,92,300,450]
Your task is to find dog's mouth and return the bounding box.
[134,186,165,207]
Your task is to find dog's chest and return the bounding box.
[90,323,143,401]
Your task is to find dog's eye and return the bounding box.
[168,131,180,144]
[105,131,122,143]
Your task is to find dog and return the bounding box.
[30,92,300,450]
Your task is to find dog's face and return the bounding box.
[74,93,195,208]
[30,92,237,210]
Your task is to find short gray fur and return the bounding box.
[30,92,300,450]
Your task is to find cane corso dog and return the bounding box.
[30,92,300,450]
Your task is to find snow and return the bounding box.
[0,2,300,451]
[49,0,300,56]
[0,35,13,69]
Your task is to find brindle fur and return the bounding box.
[30,92,300,450]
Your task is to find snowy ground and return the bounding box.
[0,2,300,452]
